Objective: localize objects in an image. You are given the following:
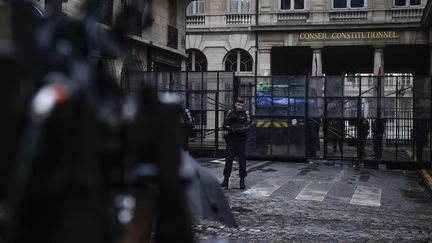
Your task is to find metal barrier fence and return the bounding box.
[238,75,431,169]
[122,71,431,169]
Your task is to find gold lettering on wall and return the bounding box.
[298,31,399,40]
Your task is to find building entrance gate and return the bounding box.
[122,71,431,169]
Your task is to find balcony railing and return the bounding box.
[226,13,252,25]
[391,8,423,21]
[185,7,426,29]
[277,12,308,23]
[329,10,368,22]
[186,15,205,25]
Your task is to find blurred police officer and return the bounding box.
[181,108,194,150]
[358,117,370,158]
[372,118,385,160]
[414,119,429,162]
[220,98,251,189]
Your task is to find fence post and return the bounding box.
[215,72,220,155]
[233,73,239,101]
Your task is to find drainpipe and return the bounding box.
[254,0,259,84]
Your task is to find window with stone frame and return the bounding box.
[394,0,421,7]
[187,0,204,14]
[224,49,253,72]
[332,0,366,8]
[228,0,250,13]
[280,0,306,10]
[186,49,207,71]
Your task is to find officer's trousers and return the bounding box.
[223,140,247,178]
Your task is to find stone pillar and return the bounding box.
[373,47,384,75]
[374,46,385,119]
[312,48,323,76]
[257,48,271,76]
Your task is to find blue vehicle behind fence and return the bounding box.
[250,82,319,159]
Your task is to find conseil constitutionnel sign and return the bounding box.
[299,31,399,40]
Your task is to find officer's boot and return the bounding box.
[220,176,229,188]
[239,177,246,190]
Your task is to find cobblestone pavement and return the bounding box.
[192,159,432,242]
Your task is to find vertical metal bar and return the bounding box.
[185,71,189,108]
[305,75,309,159]
[287,76,290,159]
[169,71,173,92]
[200,71,204,157]
[233,73,239,101]
[357,76,362,159]
[341,76,345,158]
[215,72,220,154]
[359,75,363,160]
[270,75,274,158]
[412,75,416,162]
[323,76,328,159]
[396,76,399,163]
[429,75,432,166]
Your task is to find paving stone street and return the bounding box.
[192,159,432,242]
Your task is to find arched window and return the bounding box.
[228,0,250,13]
[187,0,204,14]
[186,49,208,71]
[224,49,253,72]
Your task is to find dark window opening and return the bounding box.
[167,25,178,49]
[224,49,253,72]
[333,0,348,8]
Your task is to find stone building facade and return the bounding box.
[186,0,431,76]
[33,0,190,81]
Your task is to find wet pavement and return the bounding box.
[192,159,432,242]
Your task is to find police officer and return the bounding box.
[181,108,194,150]
[220,98,251,189]
[414,119,429,162]
[358,117,370,158]
[372,118,385,160]
[329,119,344,154]
[307,118,321,157]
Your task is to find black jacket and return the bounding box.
[223,109,251,142]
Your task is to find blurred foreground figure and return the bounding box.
[0,1,236,243]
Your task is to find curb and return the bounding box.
[406,149,432,191]
[420,169,432,190]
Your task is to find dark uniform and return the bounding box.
[181,108,194,150]
[414,119,429,162]
[372,118,385,160]
[307,118,321,157]
[357,118,370,158]
[221,108,251,187]
[329,119,344,154]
